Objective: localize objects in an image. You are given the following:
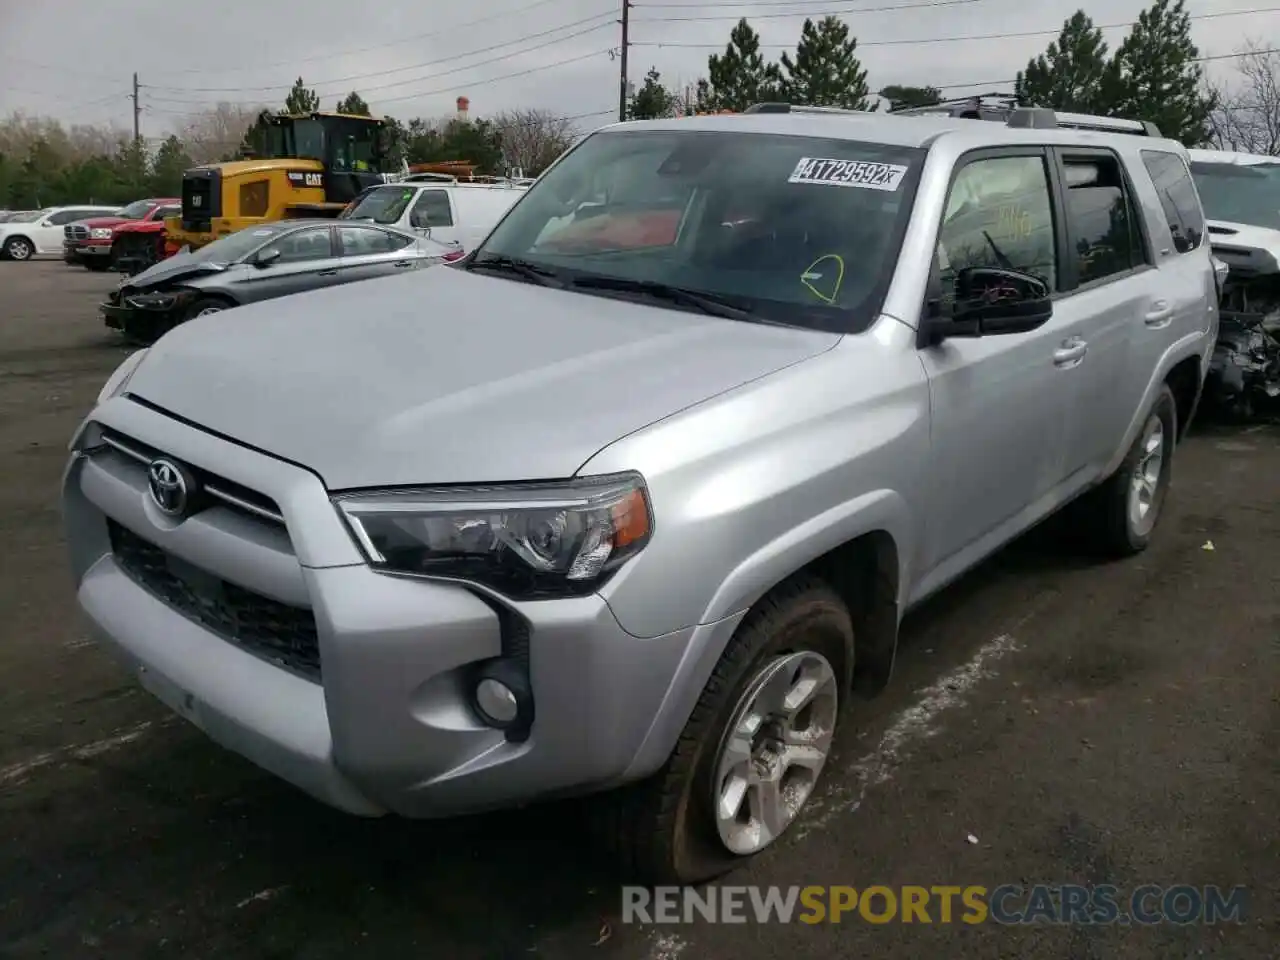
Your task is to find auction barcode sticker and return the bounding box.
[787,157,908,191]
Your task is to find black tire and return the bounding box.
[3,235,34,261]
[597,576,853,884]
[1072,385,1178,557]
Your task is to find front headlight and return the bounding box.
[90,228,113,239]
[97,349,148,405]
[125,289,196,311]
[334,472,653,600]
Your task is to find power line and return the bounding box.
[632,5,1280,44]
[141,49,615,116]
[635,0,986,21]
[142,13,616,96]
[140,0,607,77]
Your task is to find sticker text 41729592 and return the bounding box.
[788,157,908,192]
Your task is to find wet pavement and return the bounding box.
[1,261,1276,959]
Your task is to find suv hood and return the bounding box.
[124,266,839,489]
[1206,219,1280,275]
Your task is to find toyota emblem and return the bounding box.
[147,458,194,517]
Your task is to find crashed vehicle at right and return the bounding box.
[1186,148,1280,418]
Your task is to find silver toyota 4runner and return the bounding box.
[63,103,1217,883]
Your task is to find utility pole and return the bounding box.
[130,72,141,143]
[618,0,630,122]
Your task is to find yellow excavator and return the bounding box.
[165,111,391,251]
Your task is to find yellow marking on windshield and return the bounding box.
[801,254,845,304]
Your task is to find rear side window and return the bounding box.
[1140,151,1205,254]
[410,190,454,228]
[1059,153,1146,285]
[338,226,412,255]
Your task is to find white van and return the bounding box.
[339,176,528,253]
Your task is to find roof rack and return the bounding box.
[743,99,1162,137]
[393,172,530,188]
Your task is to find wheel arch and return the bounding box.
[1164,354,1202,440]
[620,506,908,783]
[2,234,35,258]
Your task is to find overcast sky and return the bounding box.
[0,0,1273,139]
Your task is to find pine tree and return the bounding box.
[702,19,785,112]
[336,91,370,116]
[780,17,870,110]
[150,135,192,194]
[284,77,320,114]
[1014,11,1113,112]
[628,68,679,120]
[1107,0,1216,144]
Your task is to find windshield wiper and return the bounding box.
[467,255,566,288]
[570,276,766,323]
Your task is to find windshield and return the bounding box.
[342,185,414,223]
[118,200,154,220]
[472,128,923,332]
[293,118,325,161]
[329,119,380,172]
[1189,160,1280,231]
[9,210,45,223]
[187,223,289,262]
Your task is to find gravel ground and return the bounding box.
[0,260,1276,960]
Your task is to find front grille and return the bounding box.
[98,427,284,526]
[68,225,89,241]
[109,520,321,680]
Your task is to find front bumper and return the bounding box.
[65,241,111,262]
[63,398,699,818]
[100,299,180,342]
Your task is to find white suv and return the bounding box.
[340,176,527,252]
[0,205,121,260]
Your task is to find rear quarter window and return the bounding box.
[1140,151,1205,254]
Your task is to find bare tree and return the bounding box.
[1206,41,1280,154]
[491,108,574,176]
[179,102,270,163]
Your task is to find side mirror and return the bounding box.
[254,247,282,268]
[926,267,1052,342]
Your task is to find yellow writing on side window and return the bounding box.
[995,204,1033,240]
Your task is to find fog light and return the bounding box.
[475,678,518,725]
[470,657,535,741]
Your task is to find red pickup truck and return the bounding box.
[63,198,179,270]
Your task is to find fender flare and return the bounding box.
[620,488,914,780]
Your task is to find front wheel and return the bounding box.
[599,577,852,884]
[3,236,33,261]
[184,298,229,321]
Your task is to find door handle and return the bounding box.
[393,260,414,268]
[1053,337,1088,367]
[316,270,338,277]
[1144,301,1174,327]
